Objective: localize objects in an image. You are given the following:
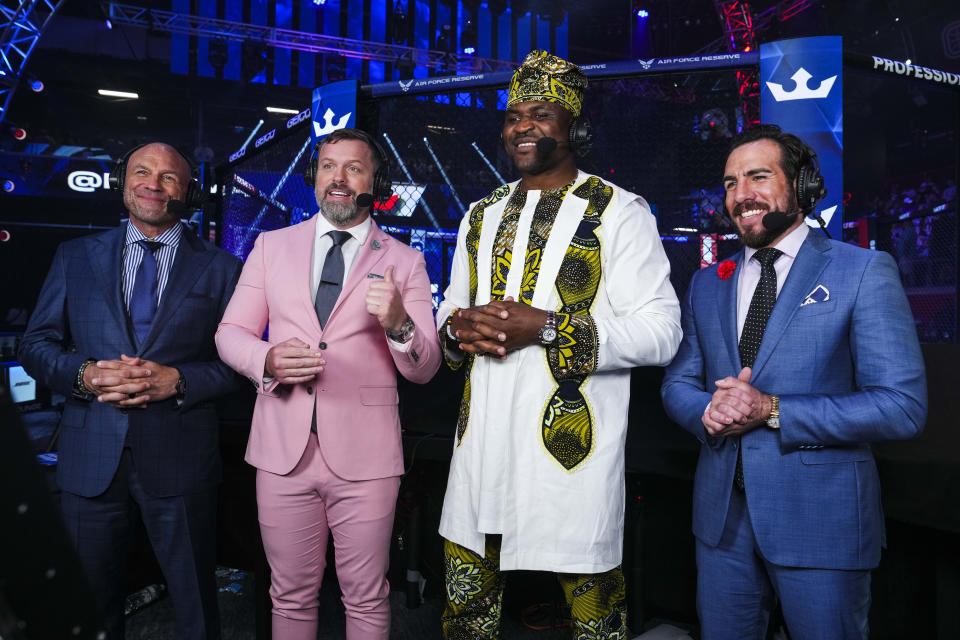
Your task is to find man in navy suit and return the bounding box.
[19,142,242,639]
[661,125,927,639]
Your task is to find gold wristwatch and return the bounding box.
[766,395,780,429]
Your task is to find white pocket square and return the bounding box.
[801,284,830,306]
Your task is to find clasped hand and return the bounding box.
[702,367,772,437]
[450,297,546,359]
[87,354,180,408]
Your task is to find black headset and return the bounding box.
[499,113,594,158]
[795,146,827,214]
[303,132,393,205]
[108,143,205,209]
[568,115,593,158]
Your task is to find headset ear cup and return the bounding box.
[110,153,131,193]
[796,164,809,211]
[304,147,317,186]
[373,168,391,204]
[569,117,593,158]
[185,180,204,209]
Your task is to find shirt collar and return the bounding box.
[314,212,372,246]
[125,221,184,248]
[744,220,809,264]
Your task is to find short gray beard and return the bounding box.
[320,198,360,226]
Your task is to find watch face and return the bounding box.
[540,327,558,344]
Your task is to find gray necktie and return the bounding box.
[734,247,782,491]
[314,230,351,329]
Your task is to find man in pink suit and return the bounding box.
[216,128,441,640]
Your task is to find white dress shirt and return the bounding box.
[310,213,371,300]
[736,222,809,339]
[309,212,410,351]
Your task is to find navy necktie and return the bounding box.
[734,247,782,491]
[314,231,351,329]
[130,240,162,344]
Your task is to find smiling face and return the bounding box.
[122,143,191,237]
[313,138,376,228]
[722,138,801,248]
[502,100,575,179]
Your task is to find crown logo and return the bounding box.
[804,204,837,230]
[766,68,836,102]
[399,79,414,92]
[313,107,352,138]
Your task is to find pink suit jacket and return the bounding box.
[216,217,441,481]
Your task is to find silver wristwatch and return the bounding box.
[386,316,416,344]
[538,310,558,346]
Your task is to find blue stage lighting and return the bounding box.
[312,0,327,5]
[463,46,476,54]
[29,79,43,92]
[3,180,14,193]
[105,19,112,30]
[636,9,649,18]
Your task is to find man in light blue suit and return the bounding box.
[661,125,926,639]
[19,142,242,639]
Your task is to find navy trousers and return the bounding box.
[61,448,220,640]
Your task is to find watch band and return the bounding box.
[443,308,460,342]
[386,316,416,344]
[72,358,97,400]
[766,394,780,429]
[538,310,558,346]
[175,371,187,401]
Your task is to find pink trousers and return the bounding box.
[256,436,400,640]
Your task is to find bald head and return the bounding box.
[122,143,193,237]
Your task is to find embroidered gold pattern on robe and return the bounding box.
[445,177,612,466]
[542,177,611,471]
[442,184,510,445]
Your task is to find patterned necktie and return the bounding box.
[129,240,162,344]
[314,231,351,328]
[734,247,782,491]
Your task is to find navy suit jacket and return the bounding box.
[661,231,927,570]
[19,221,243,498]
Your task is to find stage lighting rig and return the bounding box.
[462,18,478,55]
[436,24,452,53]
[392,1,408,44]
[208,39,228,74]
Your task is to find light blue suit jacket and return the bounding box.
[661,231,927,570]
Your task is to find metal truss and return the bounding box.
[0,0,65,124]
[103,1,516,75]
[712,2,760,127]
[697,0,816,54]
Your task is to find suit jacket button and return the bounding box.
[307,386,313,395]
[318,342,327,350]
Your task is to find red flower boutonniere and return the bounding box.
[718,260,737,280]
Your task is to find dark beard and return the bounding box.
[738,221,783,249]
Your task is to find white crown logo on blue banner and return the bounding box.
[766,68,837,102]
[313,107,352,138]
[805,205,837,229]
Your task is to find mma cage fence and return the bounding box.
[216,44,958,344]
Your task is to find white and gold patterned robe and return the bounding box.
[436,171,682,573]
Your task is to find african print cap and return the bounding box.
[507,50,587,117]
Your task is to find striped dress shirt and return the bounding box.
[122,222,183,312]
